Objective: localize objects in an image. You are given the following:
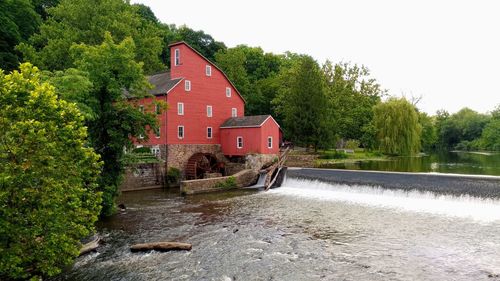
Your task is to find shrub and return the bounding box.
[0,64,102,279]
[345,139,360,150]
[132,146,151,154]
[319,150,348,159]
[167,167,181,186]
[215,176,237,189]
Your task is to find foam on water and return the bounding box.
[270,177,500,222]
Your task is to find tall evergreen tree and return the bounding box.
[274,56,332,151]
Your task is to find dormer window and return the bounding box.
[174,49,180,66]
[185,80,191,91]
[206,65,212,76]
[226,87,231,97]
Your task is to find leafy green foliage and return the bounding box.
[0,0,41,70]
[215,45,282,115]
[480,106,500,151]
[167,167,181,186]
[0,63,101,279]
[323,61,384,146]
[373,97,422,155]
[419,112,438,152]
[69,33,159,216]
[273,56,333,151]
[215,177,237,189]
[18,0,164,73]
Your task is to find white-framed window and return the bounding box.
[207,105,212,117]
[267,136,273,148]
[207,127,212,139]
[178,126,184,139]
[177,102,184,115]
[226,87,231,97]
[174,48,180,66]
[185,80,191,91]
[206,65,212,76]
[154,127,160,138]
[139,133,144,139]
[232,108,237,117]
[139,105,144,113]
[237,136,243,149]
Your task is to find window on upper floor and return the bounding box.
[178,126,184,139]
[177,102,184,115]
[232,108,237,117]
[207,127,212,139]
[268,136,273,148]
[207,105,212,117]
[206,65,212,76]
[155,104,161,115]
[226,87,231,97]
[154,127,160,138]
[237,136,243,149]
[174,49,180,66]
[185,80,191,91]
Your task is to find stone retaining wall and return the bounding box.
[166,144,226,177]
[180,169,258,195]
[121,163,164,192]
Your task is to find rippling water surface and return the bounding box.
[55,178,500,281]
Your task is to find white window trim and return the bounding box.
[232,108,237,117]
[178,125,184,139]
[155,128,160,138]
[207,127,212,139]
[177,102,184,115]
[206,65,212,76]
[207,105,212,117]
[226,87,231,97]
[174,48,180,66]
[268,136,273,148]
[139,105,144,113]
[185,80,191,91]
[237,136,243,149]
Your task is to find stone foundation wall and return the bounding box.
[166,144,226,178]
[180,169,258,195]
[121,163,165,192]
[245,154,279,171]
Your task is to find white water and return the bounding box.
[271,178,500,223]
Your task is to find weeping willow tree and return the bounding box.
[373,97,422,155]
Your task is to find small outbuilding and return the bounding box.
[220,115,282,156]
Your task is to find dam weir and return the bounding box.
[56,168,500,281]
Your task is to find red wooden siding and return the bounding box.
[133,96,167,145]
[220,118,281,156]
[167,43,245,145]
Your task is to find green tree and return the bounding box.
[323,61,383,147]
[70,33,159,216]
[215,45,283,115]
[0,0,41,70]
[480,105,500,151]
[274,56,332,151]
[18,0,164,73]
[419,112,437,151]
[435,108,489,150]
[0,63,101,279]
[373,97,422,155]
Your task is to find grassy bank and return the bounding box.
[286,149,388,168]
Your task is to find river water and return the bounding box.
[55,177,500,281]
[319,151,500,176]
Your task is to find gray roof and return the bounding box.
[220,115,274,128]
[147,71,183,96]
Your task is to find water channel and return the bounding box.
[55,174,500,281]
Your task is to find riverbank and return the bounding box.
[286,149,387,168]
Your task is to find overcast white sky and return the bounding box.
[132,0,500,115]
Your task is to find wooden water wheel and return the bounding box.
[185,153,221,180]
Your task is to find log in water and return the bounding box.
[130,242,192,252]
